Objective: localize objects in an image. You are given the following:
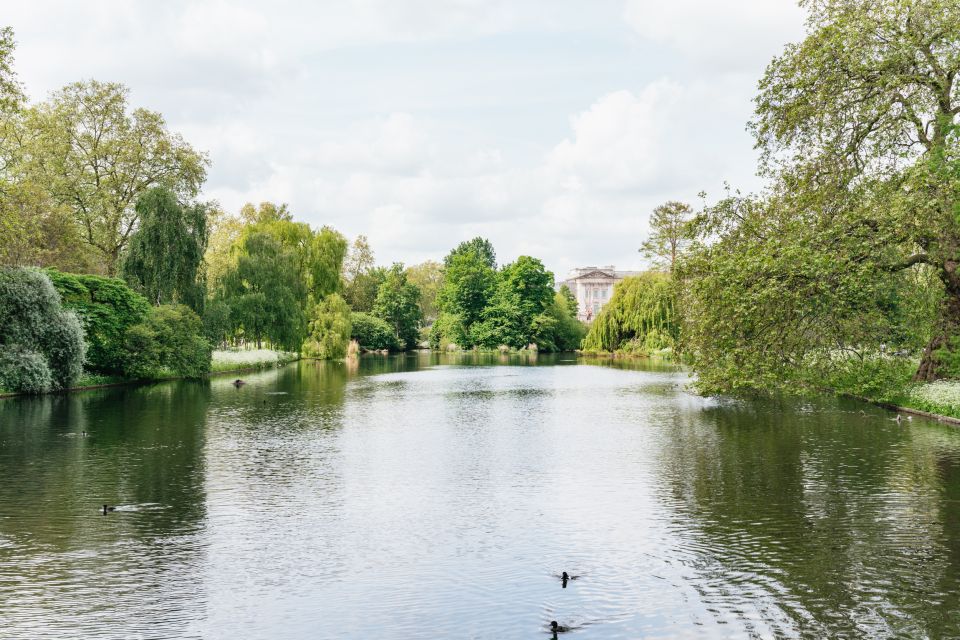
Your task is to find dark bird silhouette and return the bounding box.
[102,504,115,515]
[550,621,571,633]
[233,379,246,387]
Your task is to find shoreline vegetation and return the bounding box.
[7,5,960,427]
[0,349,300,398]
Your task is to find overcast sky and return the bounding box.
[5,1,806,277]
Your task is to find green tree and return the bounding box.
[302,294,351,359]
[20,80,208,273]
[559,284,577,316]
[682,0,960,389]
[759,0,960,382]
[220,231,305,350]
[203,208,243,295]
[239,202,346,305]
[0,26,23,113]
[0,31,96,272]
[640,201,693,272]
[436,239,498,341]
[310,227,349,300]
[342,235,382,311]
[406,260,443,322]
[445,237,496,269]
[373,263,422,350]
[122,187,208,310]
[471,256,554,349]
[583,272,677,354]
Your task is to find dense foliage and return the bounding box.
[679,0,960,392]
[532,292,588,352]
[373,264,422,350]
[0,267,85,392]
[121,304,211,379]
[0,346,52,394]
[17,81,208,273]
[582,273,678,354]
[350,312,399,351]
[122,187,208,310]
[302,294,352,359]
[219,231,306,350]
[47,269,150,374]
[432,239,584,351]
[405,261,442,323]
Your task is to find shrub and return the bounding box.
[122,304,211,379]
[303,294,352,359]
[0,346,53,394]
[40,310,86,388]
[350,312,398,351]
[46,269,150,374]
[0,267,86,390]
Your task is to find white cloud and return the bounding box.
[622,0,805,71]
[545,83,683,192]
[3,0,805,275]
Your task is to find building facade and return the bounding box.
[561,266,639,322]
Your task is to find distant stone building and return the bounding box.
[561,266,639,322]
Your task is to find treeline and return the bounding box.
[0,28,588,394]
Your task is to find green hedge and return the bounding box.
[46,269,150,374]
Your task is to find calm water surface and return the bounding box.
[1,354,960,639]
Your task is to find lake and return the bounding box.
[1,354,959,639]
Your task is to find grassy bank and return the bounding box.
[0,348,300,397]
[804,355,960,421]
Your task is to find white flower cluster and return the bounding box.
[907,381,960,413]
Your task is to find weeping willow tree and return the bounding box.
[581,273,678,354]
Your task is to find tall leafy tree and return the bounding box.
[436,238,498,339]
[682,0,960,390]
[444,237,496,269]
[20,80,208,273]
[0,29,94,272]
[238,201,347,307]
[303,293,352,359]
[373,263,422,350]
[640,201,694,272]
[220,232,305,350]
[405,260,443,323]
[471,256,554,349]
[309,227,348,300]
[0,26,23,113]
[122,187,208,310]
[342,235,381,311]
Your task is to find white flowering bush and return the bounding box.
[210,349,298,372]
[904,381,960,417]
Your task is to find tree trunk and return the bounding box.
[915,260,960,381]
